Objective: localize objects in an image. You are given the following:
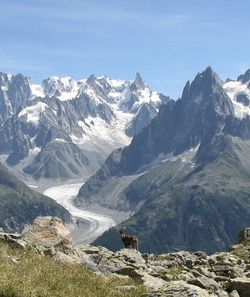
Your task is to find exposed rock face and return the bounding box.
[0,162,71,233]
[237,69,250,84]
[0,72,31,126]
[22,216,72,245]
[125,103,158,137]
[1,217,249,297]
[0,71,168,180]
[78,67,250,254]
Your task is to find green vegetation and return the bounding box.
[162,266,184,279]
[231,240,250,261]
[95,137,250,254]
[0,240,146,297]
[0,161,71,232]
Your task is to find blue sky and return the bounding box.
[0,0,249,99]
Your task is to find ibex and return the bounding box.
[119,227,139,250]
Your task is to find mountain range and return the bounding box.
[0,72,168,181]
[1,66,250,254]
[76,67,250,254]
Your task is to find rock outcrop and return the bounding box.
[1,216,249,297]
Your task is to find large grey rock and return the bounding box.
[114,248,147,269]
[161,281,212,297]
[229,290,240,297]
[22,216,80,261]
[188,275,221,291]
[2,233,28,249]
[228,278,250,297]
[137,272,166,290]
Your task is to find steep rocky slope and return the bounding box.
[0,72,169,181]
[77,67,250,254]
[0,161,71,232]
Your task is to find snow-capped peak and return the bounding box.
[41,76,79,101]
[29,82,45,99]
[133,72,146,89]
[28,73,163,108]
[224,76,250,119]
[237,69,250,84]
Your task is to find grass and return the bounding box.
[231,240,250,262]
[159,266,184,280]
[0,240,146,297]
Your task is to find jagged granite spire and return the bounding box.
[86,74,96,84]
[237,69,250,84]
[130,72,146,91]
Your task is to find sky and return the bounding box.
[0,0,249,99]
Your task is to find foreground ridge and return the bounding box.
[1,217,249,297]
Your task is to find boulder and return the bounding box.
[22,216,72,245]
[228,290,240,297]
[114,248,147,269]
[161,281,212,297]
[187,275,220,291]
[3,233,28,249]
[228,278,250,297]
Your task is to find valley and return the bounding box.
[43,182,129,244]
[0,67,250,254]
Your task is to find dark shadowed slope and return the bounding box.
[0,161,71,232]
[78,67,250,254]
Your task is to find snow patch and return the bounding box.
[19,102,49,125]
[42,76,81,101]
[170,145,200,163]
[106,78,127,89]
[1,86,8,91]
[53,138,69,144]
[58,90,79,101]
[7,74,13,81]
[30,83,45,98]
[224,81,250,119]
[132,88,161,110]
[74,112,132,148]
[29,147,41,154]
[28,184,38,188]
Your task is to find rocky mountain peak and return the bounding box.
[10,73,31,90]
[237,69,250,84]
[180,80,191,100]
[192,66,223,92]
[7,73,31,110]
[181,66,232,115]
[41,76,77,98]
[86,74,96,85]
[85,74,113,96]
[130,72,146,91]
[0,72,10,86]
